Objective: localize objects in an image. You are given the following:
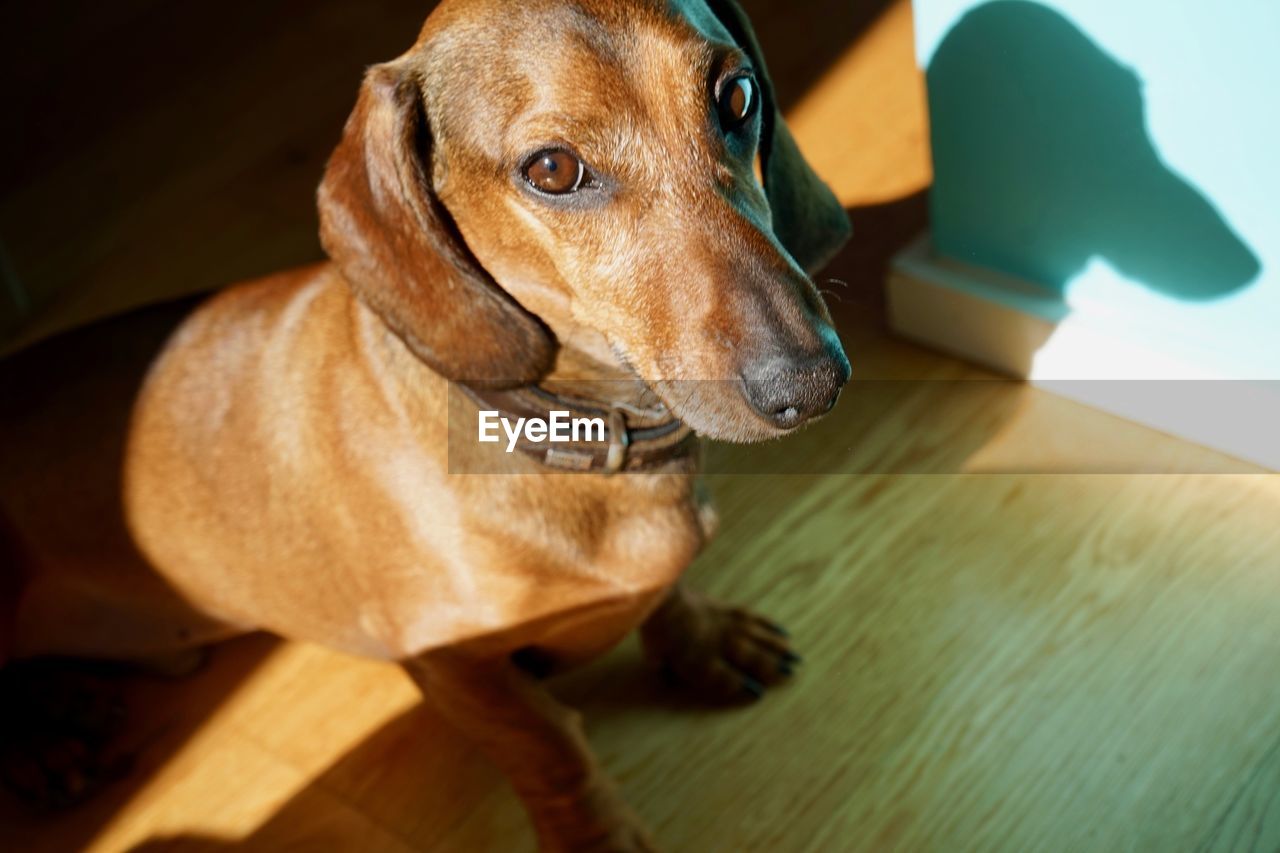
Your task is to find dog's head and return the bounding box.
[319,0,851,442]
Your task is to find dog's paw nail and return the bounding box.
[778,659,794,677]
[741,677,764,699]
[763,621,789,638]
[782,650,802,665]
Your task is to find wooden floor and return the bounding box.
[4,1,1280,851]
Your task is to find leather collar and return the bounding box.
[460,384,698,474]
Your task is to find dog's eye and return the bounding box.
[523,149,584,195]
[718,75,757,131]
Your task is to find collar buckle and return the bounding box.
[603,407,630,475]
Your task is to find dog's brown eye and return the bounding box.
[718,75,756,130]
[523,149,584,195]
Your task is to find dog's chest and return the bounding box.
[364,474,706,659]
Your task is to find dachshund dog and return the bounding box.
[0,0,850,848]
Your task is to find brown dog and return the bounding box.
[0,0,850,848]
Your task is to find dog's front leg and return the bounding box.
[640,583,800,703]
[403,650,654,853]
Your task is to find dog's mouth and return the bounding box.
[642,377,831,444]
[597,341,848,444]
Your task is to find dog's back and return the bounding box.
[0,262,415,663]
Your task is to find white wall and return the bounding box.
[913,0,1278,381]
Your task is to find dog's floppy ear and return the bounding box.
[704,0,851,273]
[318,62,555,387]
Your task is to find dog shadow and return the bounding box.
[925,0,1259,300]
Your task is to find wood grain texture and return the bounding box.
[4,1,1280,851]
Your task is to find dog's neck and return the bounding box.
[502,279,657,412]
[456,293,694,475]
[539,344,661,414]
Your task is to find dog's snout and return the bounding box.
[742,348,851,430]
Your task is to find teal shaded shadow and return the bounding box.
[926,0,1260,300]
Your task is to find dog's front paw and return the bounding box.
[640,586,799,703]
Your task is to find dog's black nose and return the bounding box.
[742,349,851,430]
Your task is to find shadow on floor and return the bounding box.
[120,648,749,852]
[0,636,279,853]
